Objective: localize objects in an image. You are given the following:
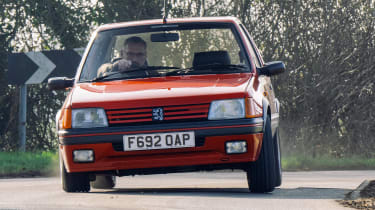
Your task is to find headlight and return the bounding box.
[72,108,108,128]
[208,99,245,120]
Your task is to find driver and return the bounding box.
[97,36,147,77]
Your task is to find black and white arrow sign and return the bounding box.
[24,52,56,84]
[7,49,82,85]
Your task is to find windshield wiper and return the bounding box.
[165,68,194,76]
[88,66,180,82]
[127,65,180,73]
[194,64,248,71]
[166,64,248,76]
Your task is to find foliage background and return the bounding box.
[0,0,374,158]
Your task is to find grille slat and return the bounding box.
[106,103,210,126]
[109,118,153,124]
[107,108,153,114]
[164,114,207,120]
[108,113,152,119]
[164,110,208,116]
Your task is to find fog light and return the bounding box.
[226,141,247,154]
[73,150,94,163]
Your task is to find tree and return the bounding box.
[0,0,163,151]
[0,0,95,151]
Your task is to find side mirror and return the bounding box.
[257,61,285,76]
[48,77,74,90]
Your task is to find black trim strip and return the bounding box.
[59,118,263,145]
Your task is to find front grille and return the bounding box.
[106,103,210,126]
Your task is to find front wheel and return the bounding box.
[60,154,90,192]
[246,115,277,193]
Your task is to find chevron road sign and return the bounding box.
[7,49,82,85]
[7,49,83,151]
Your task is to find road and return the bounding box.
[0,170,374,210]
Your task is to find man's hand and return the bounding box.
[97,59,132,77]
[113,59,132,71]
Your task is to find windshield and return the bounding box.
[79,23,250,82]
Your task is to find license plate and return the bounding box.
[123,131,195,151]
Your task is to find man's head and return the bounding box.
[121,36,147,67]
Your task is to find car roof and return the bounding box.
[97,16,241,32]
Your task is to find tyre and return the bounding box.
[90,175,116,189]
[60,154,90,192]
[273,128,282,187]
[246,115,277,193]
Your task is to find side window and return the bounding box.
[248,43,261,68]
[239,25,261,68]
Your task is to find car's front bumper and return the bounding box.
[59,118,264,174]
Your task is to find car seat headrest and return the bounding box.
[193,51,231,67]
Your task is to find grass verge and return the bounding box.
[282,155,375,171]
[0,151,58,178]
[1,152,375,178]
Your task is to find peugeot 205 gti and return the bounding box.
[48,17,285,193]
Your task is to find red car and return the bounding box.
[48,17,285,193]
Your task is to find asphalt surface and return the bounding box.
[0,170,374,210]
